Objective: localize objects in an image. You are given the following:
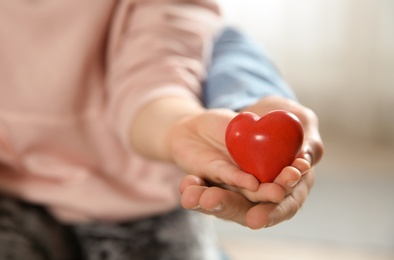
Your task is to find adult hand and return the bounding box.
[180,169,314,229]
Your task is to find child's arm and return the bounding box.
[130,97,261,191]
[107,0,222,152]
[120,2,262,195]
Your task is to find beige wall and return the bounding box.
[219,0,394,145]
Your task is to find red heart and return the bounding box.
[225,110,304,183]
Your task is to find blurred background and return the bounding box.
[214,0,394,259]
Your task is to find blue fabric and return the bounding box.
[203,27,296,111]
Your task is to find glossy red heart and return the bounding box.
[225,110,304,183]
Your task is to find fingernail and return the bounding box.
[287,180,299,188]
[208,203,223,212]
[191,205,201,210]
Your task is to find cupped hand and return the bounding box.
[180,168,315,229]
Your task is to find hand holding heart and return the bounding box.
[169,107,311,205]
[174,96,323,229]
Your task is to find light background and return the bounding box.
[214,1,394,259]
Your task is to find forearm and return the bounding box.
[129,96,204,161]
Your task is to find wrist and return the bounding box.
[129,97,204,161]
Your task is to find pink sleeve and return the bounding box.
[107,0,222,147]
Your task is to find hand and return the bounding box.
[242,95,324,166]
[180,168,314,229]
[130,97,268,193]
[178,95,324,229]
[168,108,261,192]
[169,101,316,196]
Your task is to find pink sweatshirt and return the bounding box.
[0,0,221,223]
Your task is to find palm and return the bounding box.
[168,109,260,191]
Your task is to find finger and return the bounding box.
[273,166,302,195]
[300,129,324,166]
[245,192,302,230]
[181,185,207,210]
[181,185,257,226]
[179,175,205,194]
[238,158,310,202]
[202,159,260,191]
[245,203,279,229]
[248,169,315,229]
[272,157,308,194]
[292,158,310,176]
[198,186,256,226]
[238,182,286,203]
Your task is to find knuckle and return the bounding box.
[285,194,300,220]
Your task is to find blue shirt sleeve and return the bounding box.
[203,27,296,111]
